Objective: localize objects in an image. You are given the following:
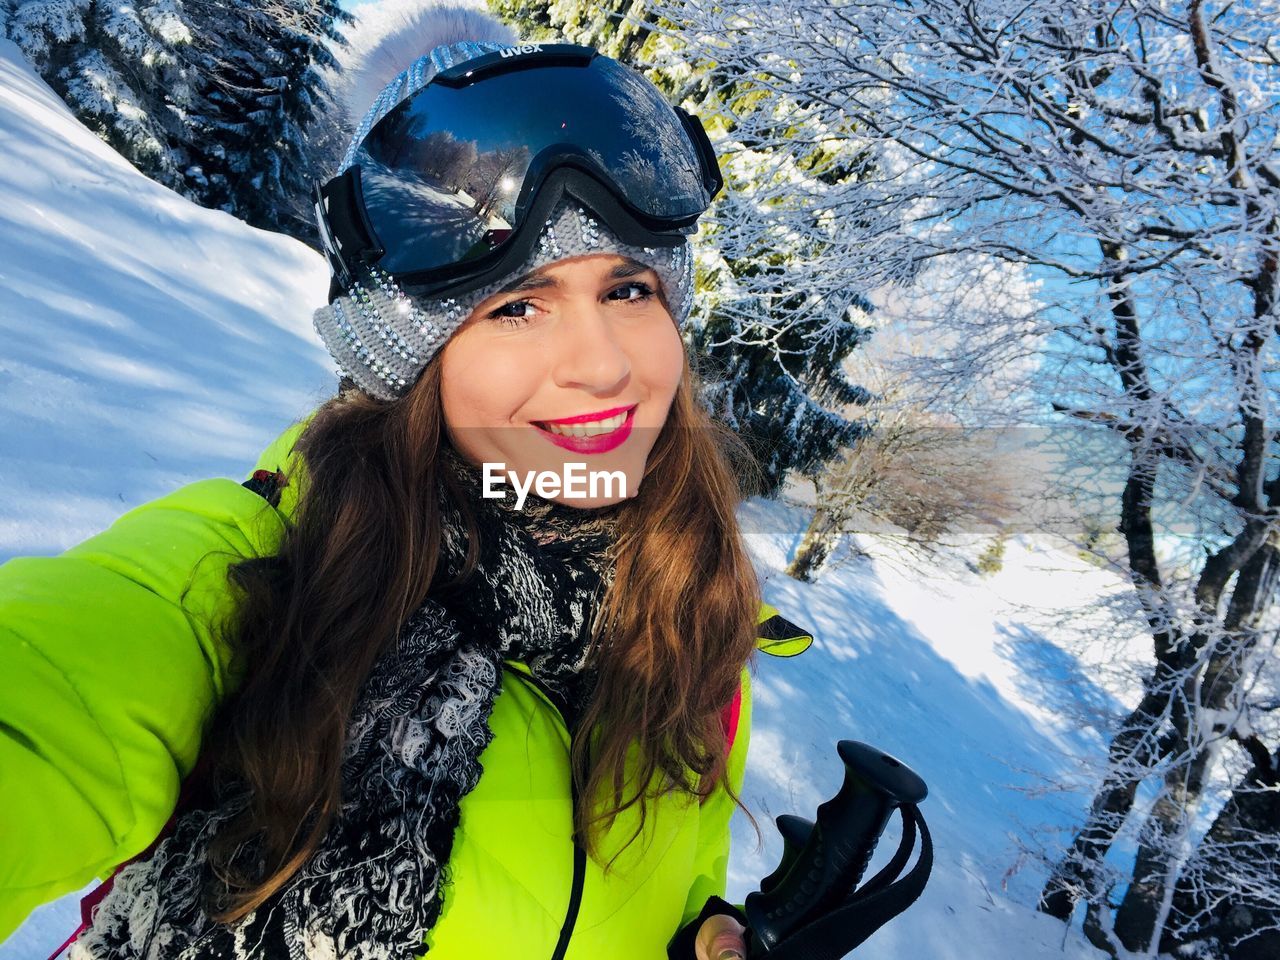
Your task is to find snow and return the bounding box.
[730,501,1140,959]
[0,35,1122,960]
[0,36,335,564]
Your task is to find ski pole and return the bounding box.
[743,740,928,956]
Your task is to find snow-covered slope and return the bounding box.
[0,35,330,955]
[731,507,1125,960]
[1,35,1120,960]
[0,36,335,565]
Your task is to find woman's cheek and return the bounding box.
[648,321,686,410]
[449,342,543,428]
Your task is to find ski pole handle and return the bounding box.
[757,815,814,894]
[744,741,927,954]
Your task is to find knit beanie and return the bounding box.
[312,24,696,402]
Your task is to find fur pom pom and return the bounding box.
[337,0,521,129]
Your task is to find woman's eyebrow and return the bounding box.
[497,257,654,295]
[607,258,655,280]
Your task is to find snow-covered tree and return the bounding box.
[686,186,873,496]
[8,0,197,185]
[488,0,872,495]
[6,0,352,241]
[1165,720,1280,959]
[647,1,1280,957]
[180,0,352,240]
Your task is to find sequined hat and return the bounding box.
[312,40,696,402]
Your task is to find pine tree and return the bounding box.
[687,157,873,494]
[180,0,352,241]
[691,297,872,494]
[9,0,198,187]
[487,0,871,495]
[8,0,352,241]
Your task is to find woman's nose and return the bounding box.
[551,302,631,392]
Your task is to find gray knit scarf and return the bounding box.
[70,447,621,959]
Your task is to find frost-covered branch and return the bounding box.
[637,1,1280,956]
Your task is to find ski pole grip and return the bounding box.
[836,740,928,807]
[758,815,815,894]
[744,741,927,953]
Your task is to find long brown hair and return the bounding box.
[198,349,763,923]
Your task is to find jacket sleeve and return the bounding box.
[676,661,754,931]
[0,479,287,941]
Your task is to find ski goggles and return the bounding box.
[314,44,723,300]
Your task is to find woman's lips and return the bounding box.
[540,404,634,425]
[533,405,636,454]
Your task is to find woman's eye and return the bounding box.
[486,282,653,324]
[487,299,536,325]
[609,281,654,303]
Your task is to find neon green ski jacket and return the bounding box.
[0,415,812,957]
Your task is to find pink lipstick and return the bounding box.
[539,404,634,425]
[534,404,637,454]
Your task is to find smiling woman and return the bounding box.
[0,7,815,960]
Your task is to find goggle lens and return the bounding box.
[348,56,712,277]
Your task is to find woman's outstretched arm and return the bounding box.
[0,479,286,940]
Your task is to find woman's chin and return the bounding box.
[552,494,628,510]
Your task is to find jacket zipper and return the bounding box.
[503,665,587,960]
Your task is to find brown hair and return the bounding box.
[198,350,763,923]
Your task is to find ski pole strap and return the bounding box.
[755,803,932,960]
[844,802,922,905]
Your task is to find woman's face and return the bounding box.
[438,254,685,509]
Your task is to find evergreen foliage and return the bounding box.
[7,0,352,241]
[690,270,872,491]
[9,0,196,184]
[181,0,352,241]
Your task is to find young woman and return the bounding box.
[0,14,812,960]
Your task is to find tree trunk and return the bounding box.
[1112,543,1280,952]
[1111,737,1203,952]
[1040,435,1179,924]
[786,504,843,581]
[1038,686,1170,920]
[1162,737,1280,960]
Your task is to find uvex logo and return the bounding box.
[499,44,543,58]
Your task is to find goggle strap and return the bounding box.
[434,43,597,88]
[675,106,724,201]
[315,167,387,286]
